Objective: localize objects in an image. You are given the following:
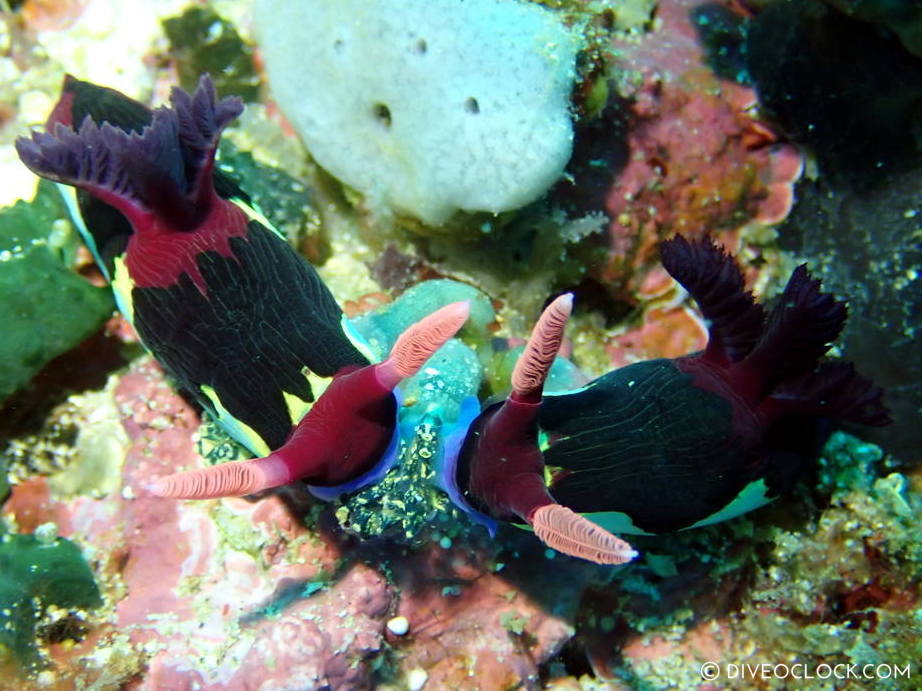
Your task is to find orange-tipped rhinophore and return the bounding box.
[150,454,291,499]
[450,295,638,565]
[511,293,572,399]
[377,301,470,387]
[530,504,637,565]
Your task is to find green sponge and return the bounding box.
[0,530,102,670]
[0,181,114,402]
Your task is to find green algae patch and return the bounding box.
[0,181,113,402]
[0,530,102,671]
[162,6,261,102]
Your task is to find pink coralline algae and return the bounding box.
[144,565,392,691]
[600,0,802,304]
[606,304,708,368]
[384,540,585,690]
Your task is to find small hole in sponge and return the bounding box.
[333,38,344,52]
[464,97,480,114]
[412,38,427,54]
[373,103,392,128]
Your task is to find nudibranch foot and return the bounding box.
[47,74,153,134]
[530,505,637,565]
[152,302,470,500]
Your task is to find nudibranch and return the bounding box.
[446,235,889,563]
[450,294,639,565]
[17,74,469,498]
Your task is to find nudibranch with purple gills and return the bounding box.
[16,74,470,498]
[445,235,890,564]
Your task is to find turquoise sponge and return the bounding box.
[351,279,495,359]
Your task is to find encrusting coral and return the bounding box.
[565,0,806,337]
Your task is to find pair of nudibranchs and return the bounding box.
[17,76,889,565]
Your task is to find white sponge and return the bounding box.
[255,0,579,226]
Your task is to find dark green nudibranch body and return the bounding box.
[539,358,763,535]
[129,218,369,452]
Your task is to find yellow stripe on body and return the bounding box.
[229,197,286,240]
[111,255,134,324]
[200,384,272,457]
